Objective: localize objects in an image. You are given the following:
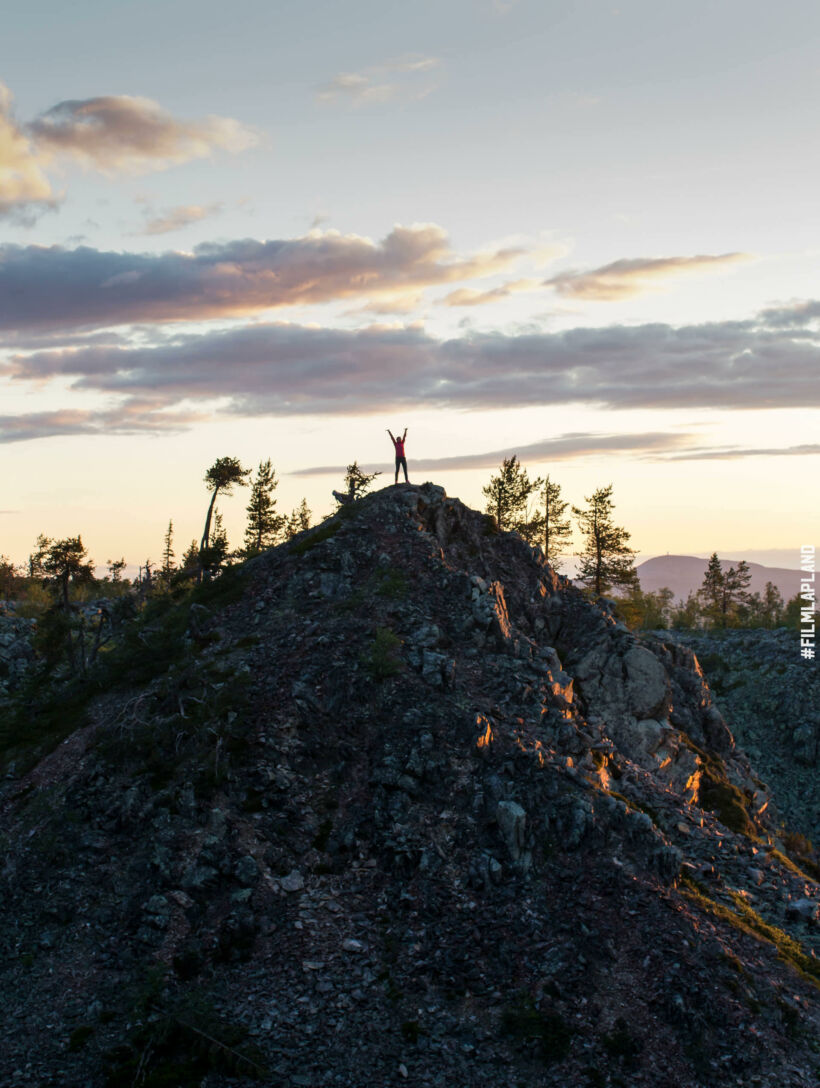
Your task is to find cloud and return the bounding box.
[660,443,820,461]
[0,83,59,222]
[758,299,820,328]
[139,202,223,235]
[0,226,523,331]
[316,73,396,105]
[1,81,257,220]
[292,431,698,475]
[350,293,426,315]
[545,253,752,301]
[443,278,538,306]
[316,55,440,105]
[4,307,819,431]
[0,404,204,444]
[390,55,440,74]
[28,94,258,174]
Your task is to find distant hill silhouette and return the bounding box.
[636,554,802,602]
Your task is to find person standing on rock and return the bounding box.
[387,427,409,484]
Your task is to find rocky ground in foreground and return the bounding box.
[655,628,820,845]
[0,484,818,1087]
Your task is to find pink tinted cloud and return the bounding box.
[0,83,58,221]
[139,203,224,235]
[28,94,259,174]
[546,253,752,301]
[443,278,538,306]
[0,226,524,330]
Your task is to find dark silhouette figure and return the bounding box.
[388,428,409,484]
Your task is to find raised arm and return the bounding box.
[387,429,396,444]
[402,428,407,441]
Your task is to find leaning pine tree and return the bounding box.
[572,484,637,597]
[199,456,250,581]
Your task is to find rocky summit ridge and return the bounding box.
[1,483,819,1087]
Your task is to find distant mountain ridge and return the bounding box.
[636,554,802,602]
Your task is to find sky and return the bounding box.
[1,0,818,573]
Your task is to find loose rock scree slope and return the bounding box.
[1,483,818,1087]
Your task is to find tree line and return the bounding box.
[480,455,808,632]
[0,452,808,639]
[0,455,388,612]
[618,555,803,632]
[481,455,636,596]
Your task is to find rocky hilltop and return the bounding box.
[1,484,818,1088]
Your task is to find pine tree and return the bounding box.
[572,484,637,597]
[285,499,312,540]
[199,457,250,555]
[107,558,126,583]
[532,475,572,566]
[337,462,380,506]
[244,459,284,555]
[38,536,96,609]
[198,456,249,582]
[161,520,175,579]
[482,456,543,537]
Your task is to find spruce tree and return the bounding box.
[161,520,175,579]
[572,485,637,597]
[210,511,230,567]
[725,560,752,623]
[285,499,312,539]
[181,540,200,574]
[699,553,725,625]
[28,533,50,578]
[244,459,285,555]
[762,581,784,627]
[532,475,572,566]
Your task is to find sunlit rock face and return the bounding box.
[0,483,818,1088]
[652,626,820,842]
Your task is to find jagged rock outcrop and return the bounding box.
[656,628,820,842]
[0,484,818,1087]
